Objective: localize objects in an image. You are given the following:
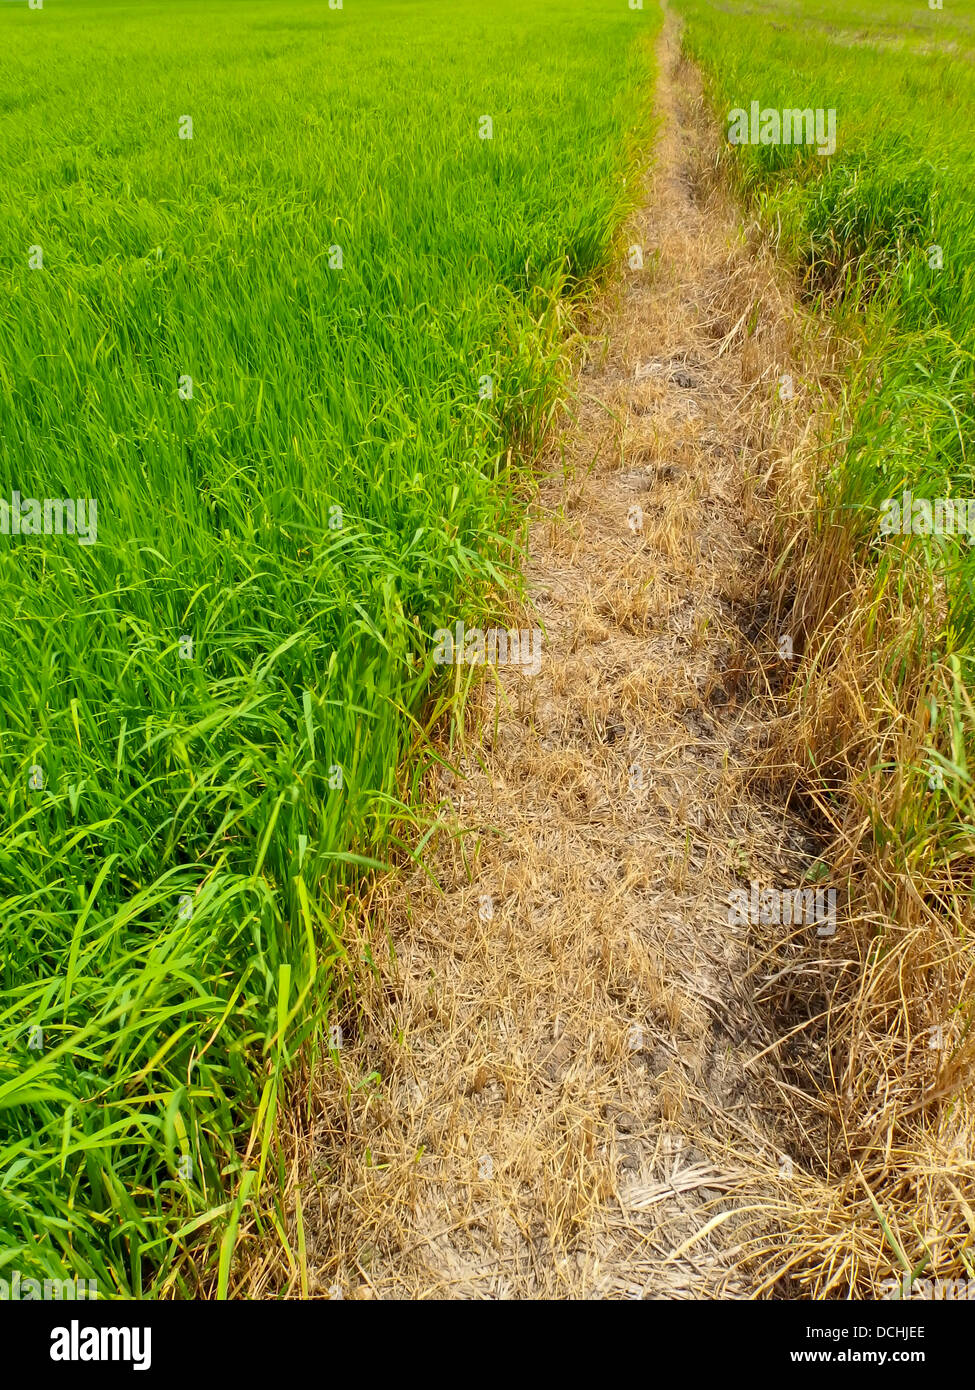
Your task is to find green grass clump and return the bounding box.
[676,0,975,529]
[0,0,657,1296]
[676,0,975,748]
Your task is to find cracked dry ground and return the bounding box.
[282,25,825,1300]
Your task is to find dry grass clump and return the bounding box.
[241,15,973,1301]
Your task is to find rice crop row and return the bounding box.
[0,0,657,1296]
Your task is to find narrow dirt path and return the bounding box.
[276,16,823,1300]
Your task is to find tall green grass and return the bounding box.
[677,0,975,529]
[0,0,657,1295]
[676,0,975,801]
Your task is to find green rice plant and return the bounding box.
[0,0,659,1296]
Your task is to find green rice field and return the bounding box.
[0,0,657,1296]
